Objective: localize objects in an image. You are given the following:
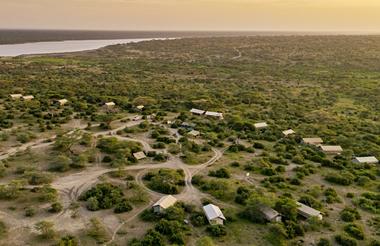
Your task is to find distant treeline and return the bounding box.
[0,30,341,45]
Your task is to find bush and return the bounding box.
[253,142,265,149]
[335,234,357,246]
[208,168,230,178]
[49,202,63,213]
[86,218,110,243]
[49,155,72,172]
[155,219,187,244]
[196,236,215,246]
[235,186,251,205]
[24,171,53,185]
[190,211,208,227]
[340,207,361,222]
[114,199,133,213]
[369,240,380,246]
[299,195,322,210]
[168,144,181,154]
[25,207,36,217]
[80,183,124,211]
[58,235,79,246]
[325,172,354,186]
[343,223,365,240]
[130,229,165,246]
[324,188,341,203]
[230,161,240,167]
[206,225,227,237]
[145,169,185,194]
[317,238,331,246]
[140,208,162,222]
[35,220,56,239]
[0,220,6,238]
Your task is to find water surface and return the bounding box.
[0,38,161,57]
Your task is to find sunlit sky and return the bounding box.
[1,0,380,32]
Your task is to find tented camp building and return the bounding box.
[319,145,343,155]
[352,156,378,164]
[203,204,226,225]
[153,195,177,213]
[190,108,205,115]
[302,138,324,146]
[296,202,323,220]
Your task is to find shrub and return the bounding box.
[25,207,36,217]
[230,161,240,167]
[35,220,56,239]
[49,155,72,172]
[324,188,341,203]
[155,219,187,244]
[340,207,361,222]
[299,195,322,210]
[86,218,110,243]
[190,211,208,227]
[206,225,227,237]
[130,229,165,246]
[235,186,251,205]
[335,234,357,246]
[114,199,133,214]
[208,168,230,178]
[49,202,63,213]
[80,183,124,211]
[196,236,215,246]
[168,143,181,154]
[0,220,6,238]
[58,235,79,246]
[369,240,380,246]
[145,169,185,194]
[23,171,53,185]
[285,221,305,238]
[343,223,365,240]
[153,153,168,162]
[317,238,331,246]
[325,172,354,186]
[253,142,265,149]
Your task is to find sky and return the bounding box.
[1,0,380,32]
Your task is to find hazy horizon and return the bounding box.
[2,0,380,33]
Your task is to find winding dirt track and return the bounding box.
[0,117,226,245]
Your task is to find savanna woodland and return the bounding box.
[0,36,379,246]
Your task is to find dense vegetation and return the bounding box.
[143,169,185,194]
[0,36,379,245]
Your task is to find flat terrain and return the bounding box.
[0,36,379,246]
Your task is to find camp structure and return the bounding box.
[352,156,378,164]
[302,138,324,146]
[136,105,145,110]
[203,204,226,225]
[133,151,146,160]
[190,108,205,115]
[319,145,343,155]
[153,195,177,213]
[205,111,224,120]
[188,130,200,137]
[105,102,116,107]
[9,94,23,99]
[254,122,268,129]
[57,99,69,106]
[296,202,323,220]
[282,129,295,136]
[259,205,282,222]
[22,95,34,101]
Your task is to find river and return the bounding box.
[0,38,166,57]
